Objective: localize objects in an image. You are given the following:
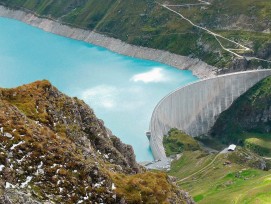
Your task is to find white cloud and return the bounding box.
[81,85,117,108]
[81,85,145,110]
[130,68,169,83]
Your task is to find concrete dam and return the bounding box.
[148,70,271,162]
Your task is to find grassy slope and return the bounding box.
[242,132,271,157]
[111,171,185,203]
[163,128,201,156]
[1,0,271,69]
[169,149,271,204]
[163,127,271,203]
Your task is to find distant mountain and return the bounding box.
[1,0,271,72]
[0,80,194,203]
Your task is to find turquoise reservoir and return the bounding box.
[0,17,198,161]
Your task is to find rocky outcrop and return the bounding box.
[0,188,42,204]
[219,58,249,74]
[228,148,268,171]
[257,43,271,59]
[0,5,217,79]
[0,80,194,203]
[0,80,139,173]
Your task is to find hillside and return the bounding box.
[210,75,271,156]
[0,0,271,71]
[0,80,194,203]
[161,127,271,203]
[169,147,271,204]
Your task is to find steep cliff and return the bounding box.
[0,80,194,203]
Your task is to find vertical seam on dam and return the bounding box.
[149,70,271,160]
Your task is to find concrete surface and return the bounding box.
[149,70,271,161]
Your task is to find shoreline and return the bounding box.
[0,5,218,79]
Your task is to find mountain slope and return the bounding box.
[210,75,271,157]
[211,76,271,140]
[0,80,194,203]
[0,0,270,71]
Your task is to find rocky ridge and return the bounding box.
[0,80,194,203]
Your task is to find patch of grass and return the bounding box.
[111,171,185,203]
[169,150,214,179]
[163,128,201,157]
[193,194,204,202]
[241,132,271,156]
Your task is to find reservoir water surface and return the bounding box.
[0,17,198,161]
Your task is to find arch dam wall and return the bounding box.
[149,70,271,160]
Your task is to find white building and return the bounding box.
[228,144,236,151]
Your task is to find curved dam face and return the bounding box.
[149,70,271,160]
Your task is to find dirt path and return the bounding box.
[176,152,221,183]
[158,1,271,63]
